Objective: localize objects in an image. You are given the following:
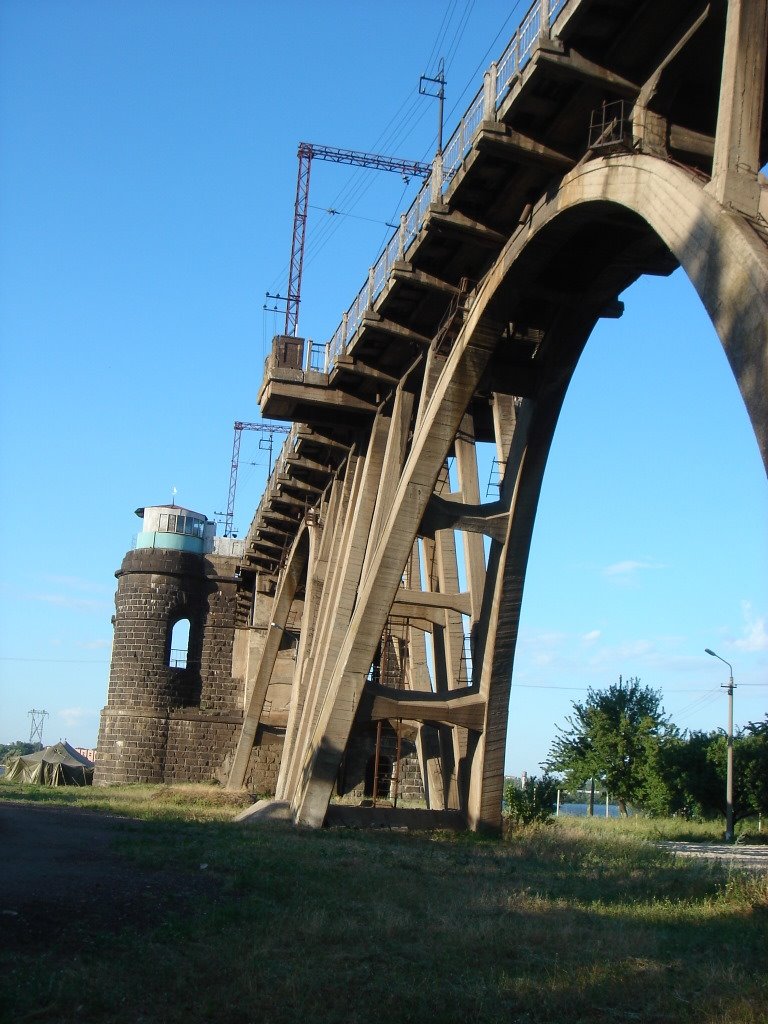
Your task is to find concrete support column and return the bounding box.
[279,455,364,798]
[227,528,309,789]
[492,393,519,496]
[455,414,487,629]
[361,387,415,584]
[467,398,535,832]
[276,480,343,798]
[290,306,502,827]
[284,414,392,804]
[707,0,768,216]
[403,541,446,810]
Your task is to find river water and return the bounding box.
[557,801,624,817]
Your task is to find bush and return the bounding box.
[504,774,558,826]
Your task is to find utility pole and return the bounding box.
[28,708,48,746]
[705,648,736,841]
[280,143,431,338]
[217,421,291,538]
[420,58,446,155]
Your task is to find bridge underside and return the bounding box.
[227,0,768,831]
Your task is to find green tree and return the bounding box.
[0,740,42,763]
[737,719,768,821]
[544,677,673,815]
[661,720,768,826]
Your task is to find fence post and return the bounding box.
[398,213,407,258]
[483,62,498,120]
[367,266,375,308]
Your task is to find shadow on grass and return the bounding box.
[2,803,765,1024]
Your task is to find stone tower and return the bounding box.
[95,504,246,785]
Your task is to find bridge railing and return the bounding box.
[442,88,484,181]
[253,0,573,561]
[322,0,570,375]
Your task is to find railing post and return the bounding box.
[430,152,444,203]
[483,62,498,120]
[398,213,407,259]
[367,266,375,308]
[324,342,330,374]
[341,311,348,347]
[540,0,550,37]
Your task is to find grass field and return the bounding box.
[1,782,766,1024]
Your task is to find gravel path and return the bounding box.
[662,840,768,872]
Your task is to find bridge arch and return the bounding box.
[507,154,768,470]
[288,153,768,830]
[462,153,768,826]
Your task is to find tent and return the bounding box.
[4,741,94,786]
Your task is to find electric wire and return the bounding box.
[268,3,534,320]
[308,204,399,228]
[444,0,476,77]
[268,2,470,293]
[423,0,461,79]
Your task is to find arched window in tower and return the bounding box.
[169,618,191,669]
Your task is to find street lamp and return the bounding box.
[705,648,736,842]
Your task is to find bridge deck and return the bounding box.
[245,0,751,581]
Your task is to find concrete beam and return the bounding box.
[707,0,768,216]
[369,690,487,732]
[392,587,472,618]
[392,265,461,297]
[476,127,575,170]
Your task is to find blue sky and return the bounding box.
[1,1,765,773]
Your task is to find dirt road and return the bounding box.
[0,800,213,949]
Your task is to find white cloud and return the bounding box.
[733,602,768,652]
[582,629,601,645]
[77,639,112,650]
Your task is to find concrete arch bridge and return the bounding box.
[225,0,768,832]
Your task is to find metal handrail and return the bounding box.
[257,0,572,535]
[321,0,569,372]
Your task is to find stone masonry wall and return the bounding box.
[95,710,169,784]
[340,723,425,803]
[243,725,285,795]
[95,547,248,787]
[199,555,241,712]
[104,548,208,714]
